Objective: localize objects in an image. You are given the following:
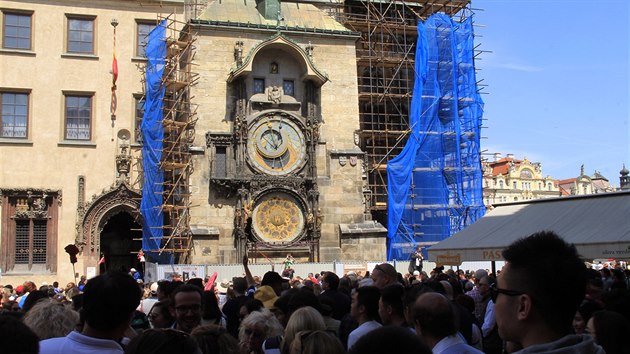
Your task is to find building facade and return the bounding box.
[482,153,618,206]
[555,165,615,196]
[0,0,186,284]
[482,154,560,205]
[1,0,481,285]
[0,0,392,285]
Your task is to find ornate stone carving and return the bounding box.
[305,42,314,61]
[116,154,131,181]
[268,86,283,105]
[75,181,141,253]
[209,178,241,198]
[234,40,244,66]
[206,132,233,147]
[13,191,49,219]
[78,176,86,209]
[1,188,61,210]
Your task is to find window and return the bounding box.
[513,181,518,189]
[283,80,294,96]
[15,219,47,264]
[136,22,154,57]
[134,96,144,143]
[498,180,504,189]
[64,94,92,140]
[1,92,28,138]
[520,169,533,179]
[548,183,552,191]
[1,190,59,273]
[253,78,265,94]
[67,17,94,54]
[3,12,31,49]
[215,146,227,178]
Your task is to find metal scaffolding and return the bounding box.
[138,16,198,261]
[337,0,475,219]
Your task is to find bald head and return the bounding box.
[413,292,457,340]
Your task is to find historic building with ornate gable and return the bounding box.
[482,154,560,205]
[1,0,481,285]
[482,153,619,207]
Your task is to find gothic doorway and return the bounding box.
[99,212,142,274]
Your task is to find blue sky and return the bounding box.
[473,0,629,186]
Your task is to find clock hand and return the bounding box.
[267,125,278,150]
[262,134,274,149]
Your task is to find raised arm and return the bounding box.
[243,253,255,287]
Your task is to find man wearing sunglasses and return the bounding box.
[493,231,604,353]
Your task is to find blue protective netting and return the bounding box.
[386,13,485,261]
[140,20,172,263]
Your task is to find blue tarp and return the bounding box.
[140,20,168,262]
[386,13,485,261]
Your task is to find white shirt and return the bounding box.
[39,331,124,354]
[432,334,484,354]
[481,299,496,337]
[347,320,382,350]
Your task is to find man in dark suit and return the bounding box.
[318,271,351,320]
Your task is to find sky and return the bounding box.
[472,0,629,187]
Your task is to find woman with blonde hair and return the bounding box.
[239,308,284,354]
[23,299,79,340]
[288,330,345,354]
[279,306,326,354]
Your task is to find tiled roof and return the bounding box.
[197,0,350,32]
[555,178,576,196]
[487,157,523,176]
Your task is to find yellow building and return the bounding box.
[0,0,185,285]
[482,154,559,205]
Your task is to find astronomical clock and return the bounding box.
[206,35,325,261]
[246,112,307,176]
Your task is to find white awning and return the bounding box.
[428,191,630,265]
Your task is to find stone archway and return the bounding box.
[100,211,142,273]
[76,181,142,271]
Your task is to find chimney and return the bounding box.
[493,153,502,162]
[507,153,514,159]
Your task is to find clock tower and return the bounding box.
[192,0,386,264]
[206,33,327,261]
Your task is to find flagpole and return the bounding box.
[110,18,118,131]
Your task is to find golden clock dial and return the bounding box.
[247,113,307,176]
[252,192,305,243]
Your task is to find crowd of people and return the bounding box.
[1,231,630,354]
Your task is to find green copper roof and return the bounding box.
[197,0,350,32]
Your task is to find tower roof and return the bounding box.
[196,0,351,33]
